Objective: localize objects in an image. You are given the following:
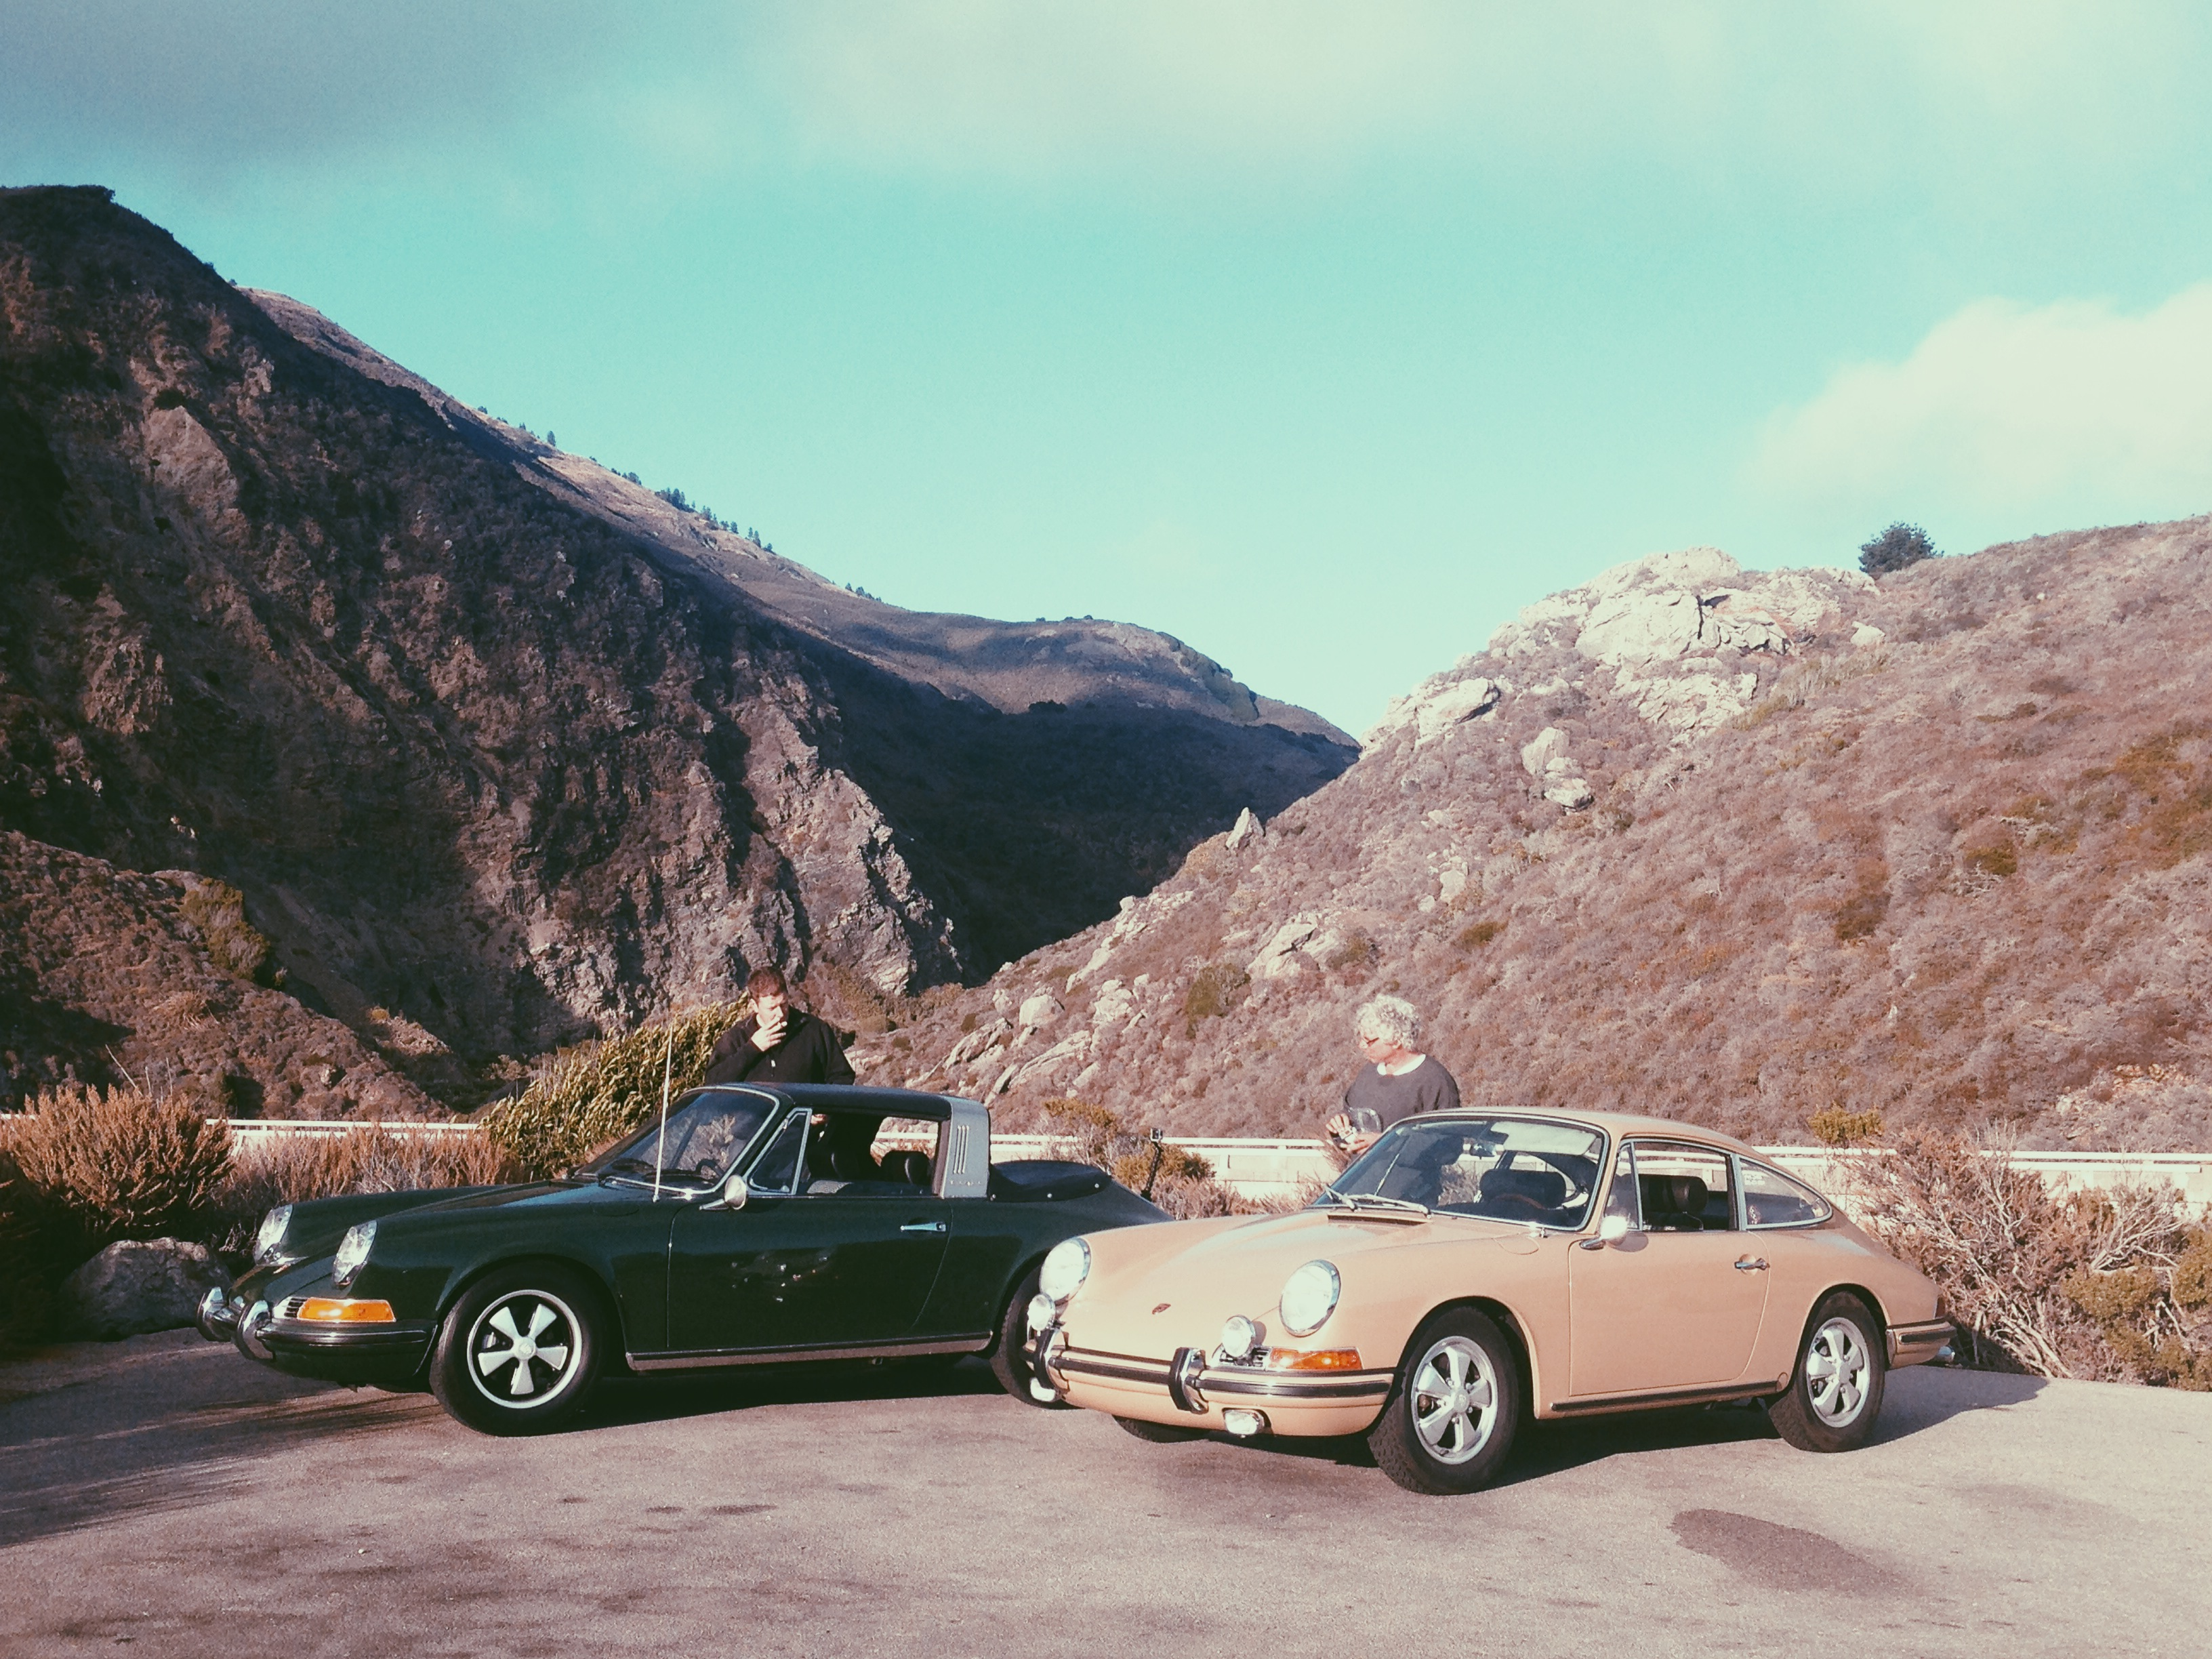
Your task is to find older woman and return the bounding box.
[1326,995,1461,1155]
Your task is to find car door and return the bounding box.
[665,1109,954,1355]
[1566,1139,1771,1397]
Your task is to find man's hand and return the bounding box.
[750,1007,789,1051]
[1326,1113,1379,1155]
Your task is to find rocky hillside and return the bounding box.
[0,186,1350,1112]
[874,525,2212,1151]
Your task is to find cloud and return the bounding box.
[1750,285,2212,520]
[9,1,2209,198]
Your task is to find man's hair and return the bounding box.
[745,966,789,1000]
[1354,994,1422,1050]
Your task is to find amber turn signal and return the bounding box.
[298,1298,397,1323]
[1264,1348,1362,1371]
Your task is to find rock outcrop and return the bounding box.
[0,187,1353,1107]
[61,1237,230,1338]
[869,522,2212,1151]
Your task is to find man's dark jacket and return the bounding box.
[701,1010,855,1088]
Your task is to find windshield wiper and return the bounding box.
[1322,1190,1431,1216]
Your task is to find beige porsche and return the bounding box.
[1023,1111,1950,1494]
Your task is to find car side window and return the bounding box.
[747,1110,809,1195]
[1629,1141,1736,1231]
[1740,1160,1832,1228]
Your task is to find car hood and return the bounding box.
[1066,1206,1538,1357]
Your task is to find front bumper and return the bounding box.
[1035,1330,1393,1437]
[197,1288,433,1385]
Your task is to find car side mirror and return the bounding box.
[715,1171,750,1211]
[1580,1212,1631,1250]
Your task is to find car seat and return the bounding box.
[1643,1174,1711,1231]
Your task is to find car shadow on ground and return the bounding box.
[574,1353,1010,1431]
[1146,1364,2051,1488]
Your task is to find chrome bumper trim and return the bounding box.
[1887,1318,1955,1364]
[1055,1346,1393,1404]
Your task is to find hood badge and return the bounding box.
[1151,1303,1172,1315]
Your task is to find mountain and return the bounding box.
[874,525,2212,1153]
[0,186,1352,1113]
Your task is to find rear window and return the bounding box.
[1741,1160,1833,1228]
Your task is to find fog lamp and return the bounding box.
[298,1298,397,1323]
[1218,1315,1260,1359]
[1026,1293,1057,1335]
[1221,1410,1268,1437]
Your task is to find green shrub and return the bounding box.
[1808,1106,1885,1147]
[5,1084,233,1252]
[1455,918,1504,951]
[478,1002,747,1178]
[178,878,279,985]
[1858,522,1940,577]
[1182,962,1249,1032]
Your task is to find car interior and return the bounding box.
[1632,1153,1738,1231]
[794,1113,939,1197]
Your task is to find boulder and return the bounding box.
[61,1237,232,1340]
[1225,807,1263,851]
[1017,991,1063,1030]
[1520,726,1570,777]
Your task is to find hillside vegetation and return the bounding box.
[872,524,2212,1151]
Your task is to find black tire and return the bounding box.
[1768,1292,1886,1452]
[430,1264,606,1435]
[1368,1307,1521,1495]
[987,1261,1070,1408]
[1116,1415,1205,1443]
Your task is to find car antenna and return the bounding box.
[1141,1126,1166,1202]
[651,1023,674,1201]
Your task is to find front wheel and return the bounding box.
[430,1265,605,1435]
[987,1261,1070,1408]
[1368,1307,1521,1495]
[1769,1292,1885,1452]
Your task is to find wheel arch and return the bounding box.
[436,1252,626,1352]
[1403,1294,1538,1421]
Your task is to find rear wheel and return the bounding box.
[430,1265,605,1435]
[987,1262,1070,1408]
[1368,1307,1521,1495]
[1117,1415,1204,1443]
[1769,1292,1885,1452]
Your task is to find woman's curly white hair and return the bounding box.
[1353,995,1422,1050]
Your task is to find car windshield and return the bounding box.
[1323,1115,1606,1229]
[580,1088,776,1191]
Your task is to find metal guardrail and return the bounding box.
[211,1121,2212,1207]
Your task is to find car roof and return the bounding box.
[1435,1108,1762,1158]
[708,1082,964,1123]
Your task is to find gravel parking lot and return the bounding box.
[3,1335,2207,1658]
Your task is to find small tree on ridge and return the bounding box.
[1859,522,1940,576]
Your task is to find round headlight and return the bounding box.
[1038,1236,1090,1303]
[1279,1260,1340,1336]
[1219,1314,1260,1359]
[331,1220,376,1288]
[254,1204,293,1265]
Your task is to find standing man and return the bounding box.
[702,966,856,1086]
[1326,994,1459,1155]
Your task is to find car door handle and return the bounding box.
[899,1221,947,1234]
[1734,1257,1768,1272]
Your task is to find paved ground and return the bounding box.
[2,1335,2207,1658]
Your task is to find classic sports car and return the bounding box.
[197,1085,1166,1433]
[1023,1110,1951,1494]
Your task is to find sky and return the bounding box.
[8,2,2212,735]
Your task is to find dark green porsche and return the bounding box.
[197,1085,1167,1433]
